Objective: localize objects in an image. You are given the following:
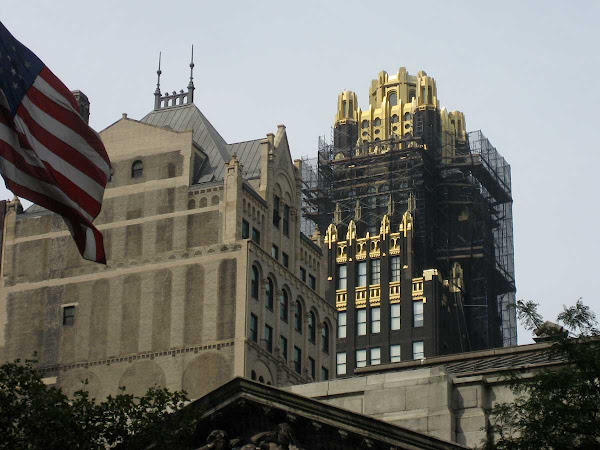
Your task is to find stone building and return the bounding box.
[302,68,516,376]
[0,73,335,399]
[288,340,563,447]
[160,377,466,449]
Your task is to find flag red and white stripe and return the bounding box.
[0,22,111,263]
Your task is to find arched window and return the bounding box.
[251,370,257,380]
[187,199,196,210]
[265,278,274,310]
[131,160,143,178]
[404,112,412,121]
[211,195,219,206]
[309,311,316,343]
[294,301,302,333]
[388,92,397,107]
[280,289,289,322]
[374,117,381,127]
[361,120,369,129]
[251,265,259,299]
[391,114,399,124]
[322,323,329,353]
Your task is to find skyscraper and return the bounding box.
[302,68,516,377]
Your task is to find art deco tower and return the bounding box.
[303,68,515,377]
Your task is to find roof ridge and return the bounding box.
[227,137,263,145]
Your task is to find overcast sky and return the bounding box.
[3,1,599,344]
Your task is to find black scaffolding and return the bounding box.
[301,129,516,348]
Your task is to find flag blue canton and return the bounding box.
[0,22,44,115]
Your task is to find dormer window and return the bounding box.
[131,160,143,178]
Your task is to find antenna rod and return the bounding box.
[189,45,195,85]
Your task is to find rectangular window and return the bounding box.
[62,306,75,326]
[273,195,280,228]
[413,300,424,328]
[250,314,258,342]
[390,344,401,363]
[252,227,260,245]
[370,259,381,285]
[271,244,279,260]
[356,349,367,368]
[337,311,347,338]
[283,204,290,236]
[321,366,329,381]
[371,307,381,334]
[370,347,381,365]
[282,252,289,268]
[336,352,346,376]
[337,265,347,290]
[413,341,424,360]
[300,267,307,282]
[309,274,316,290]
[265,324,273,352]
[294,346,302,374]
[280,335,288,361]
[357,309,367,336]
[391,303,401,330]
[242,219,250,239]
[309,357,316,380]
[391,256,401,282]
[357,262,367,287]
[280,292,288,322]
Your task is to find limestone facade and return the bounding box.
[0,99,334,400]
[287,341,560,448]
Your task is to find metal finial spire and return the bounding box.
[155,52,162,94]
[188,45,195,89]
[154,52,163,110]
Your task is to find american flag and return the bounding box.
[0,21,111,263]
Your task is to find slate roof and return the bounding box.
[141,104,263,183]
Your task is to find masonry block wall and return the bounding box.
[0,104,335,400]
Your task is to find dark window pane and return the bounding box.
[265,325,273,352]
[251,266,259,299]
[294,346,302,374]
[242,219,250,239]
[250,314,258,342]
[63,306,75,326]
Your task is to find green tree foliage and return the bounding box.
[0,358,197,449]
[485,299,600,449]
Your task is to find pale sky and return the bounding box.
[3,1,599,344]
